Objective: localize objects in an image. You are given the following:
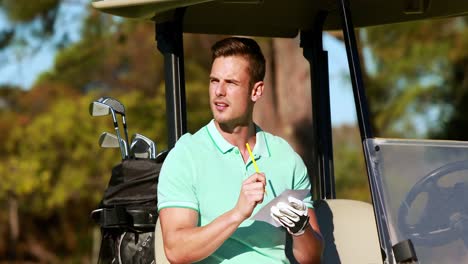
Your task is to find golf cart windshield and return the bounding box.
[364,139,468,263]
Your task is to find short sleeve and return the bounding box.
[157,135,199,212]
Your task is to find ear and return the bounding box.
[251,81,264,102]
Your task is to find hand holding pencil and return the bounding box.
[235,147,267,220]
[246,143,267,196]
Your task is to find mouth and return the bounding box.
[214,101,228,111]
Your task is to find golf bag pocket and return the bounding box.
[92,158,162,264]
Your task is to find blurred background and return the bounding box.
[0,0,467,262]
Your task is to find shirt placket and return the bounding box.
[245,152,261,178]
[231,147,249,180]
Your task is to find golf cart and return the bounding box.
[91,0,468,263]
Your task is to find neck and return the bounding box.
[214,120,257,160]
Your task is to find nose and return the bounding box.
[215,82,226,97]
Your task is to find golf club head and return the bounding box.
[98,97,125,115]
[130,137,151,159]
[99,132,128,157]
[99,132,120,148]
[131,133,157,159]
[89,101,112,116]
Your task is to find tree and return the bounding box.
[332,125,370,202]
[0,1,92,88]
[361,16,468,139]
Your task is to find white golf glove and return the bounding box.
[270,196,310,236]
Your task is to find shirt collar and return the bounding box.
[206,119,271,158]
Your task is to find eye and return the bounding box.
[226,80,238,86]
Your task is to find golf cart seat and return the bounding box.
[315,199,382,264]
[155,218,170,264]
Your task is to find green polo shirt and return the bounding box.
[157,120,312,263]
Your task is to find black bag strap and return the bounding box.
[127,209,158,228]
[91,206,130,228]
[91,207,158,229]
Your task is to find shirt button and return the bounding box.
[234,149,240,154]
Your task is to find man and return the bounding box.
[157,37,323,263]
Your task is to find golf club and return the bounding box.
[98,97,129,148]
[89,101,128,159]
[131,133,157,159]
[99,132,128,157]
[130,137,151,159]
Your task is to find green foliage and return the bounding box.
[332,125,370,202]
[185,62,212,132]
[361,17,468,138]
[0,81,210,210]
[0,89,189,260]
[37,18,168,95]
[3,94,105,211]
[2,0,59,23]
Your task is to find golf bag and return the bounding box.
[91,158,162,264]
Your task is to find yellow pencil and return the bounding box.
[246,143,267,195]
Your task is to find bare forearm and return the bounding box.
[162,173,266,263]
[292,225,323,264]
[163,209,244,263]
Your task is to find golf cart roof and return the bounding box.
[92,0,468,37]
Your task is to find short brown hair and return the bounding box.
[211,37,266,85]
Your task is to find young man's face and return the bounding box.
[209,55,262,128]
